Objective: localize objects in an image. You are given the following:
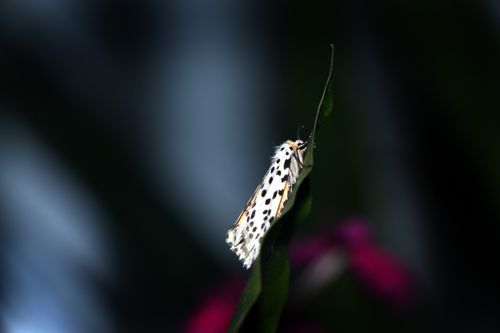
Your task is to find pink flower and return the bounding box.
[184,277,325,333]
[349,244,412,308]
[334,217,372,248]
[335,219,413,307]
[290,217,413,308]
[290,233,332,268]
[182,279,244,333]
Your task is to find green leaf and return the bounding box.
[257,181,312,333]
[227,44,334,333]
[227,261,262,333]
[310,44,335,150]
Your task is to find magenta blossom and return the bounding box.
[349,243,412,308]
[290,217,372,268]
[290,232,333,268]
[334,217,373,248]
[182,279,244,333]
[290,217,413,308]
[184,278,325,333]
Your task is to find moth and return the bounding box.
[226,139,308,269]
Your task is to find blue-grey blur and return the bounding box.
[1,0,499,332]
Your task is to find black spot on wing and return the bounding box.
[278,189,284,196]
[277,170,282,176]
[261,190,267,197]
[283,158,291,169]
[271,166,275,173]
[273,191,277,199]
[265,198,271,205]
[251,210,256,219]
[268,177,273,184]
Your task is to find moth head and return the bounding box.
[295,139,308,151]
[290,139,308,165]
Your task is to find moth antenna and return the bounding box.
[296,122,305,140]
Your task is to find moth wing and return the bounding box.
[227,181,262,233]
[226,141,304,269]
[273,180,290,219]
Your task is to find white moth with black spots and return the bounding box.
[226,139,308,269]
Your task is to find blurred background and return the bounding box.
[1,0,500,332]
